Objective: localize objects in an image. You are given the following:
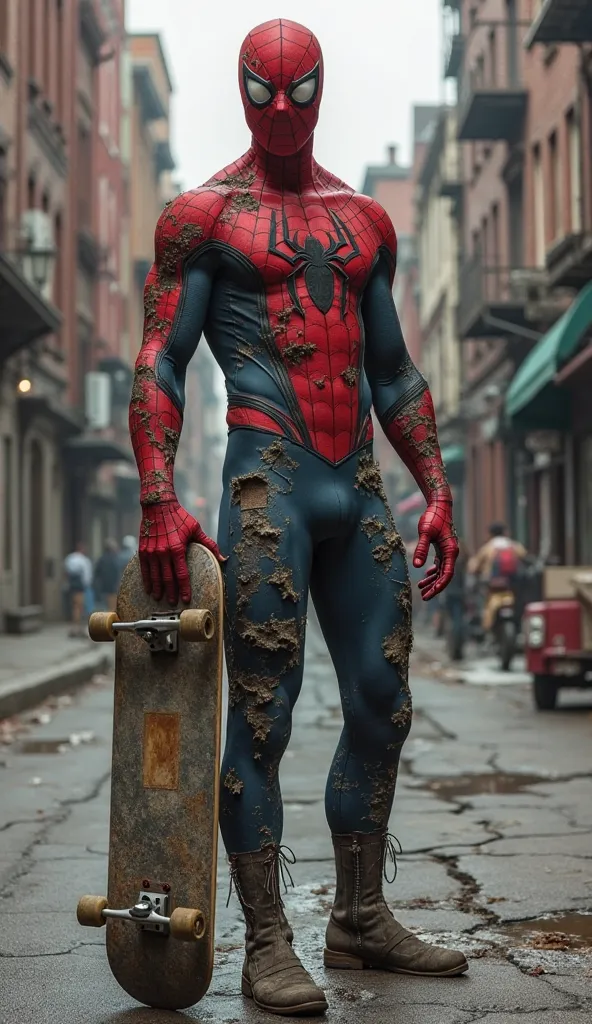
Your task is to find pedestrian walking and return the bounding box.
[63,542,93,638]
[93,539,121,612]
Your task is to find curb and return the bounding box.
[0,649,112,720]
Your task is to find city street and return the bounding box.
[1,619,591,1023]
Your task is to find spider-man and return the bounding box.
[130,18,467,1016]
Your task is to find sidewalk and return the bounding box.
[0,624,112,719]
[412,626,532,686]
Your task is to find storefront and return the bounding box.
[505,282,592,564]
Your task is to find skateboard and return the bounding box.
[76,543,224,1010]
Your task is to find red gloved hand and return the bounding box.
[139,499,225,605]
[413,495,458,602]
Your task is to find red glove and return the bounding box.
[414,495,459,602]
[383,388,458,601]
[139,499,224,605]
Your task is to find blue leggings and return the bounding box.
[218,429,413,854]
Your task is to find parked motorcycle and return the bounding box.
[489,588,518,671]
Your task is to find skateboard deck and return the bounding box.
[77,544,224,1010]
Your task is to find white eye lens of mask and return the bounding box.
[291,79,316,104]
[247,78,272,105]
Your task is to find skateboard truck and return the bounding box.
[106,890,171,932]
[88,608,215,652]
[77,890,206,942]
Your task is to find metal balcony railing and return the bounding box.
[0,223,61,359]
[444,32,464,79]
[525,0,592,48]
[458,254,541,339]
[457,20,528,142]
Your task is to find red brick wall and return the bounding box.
[522,41,590,261]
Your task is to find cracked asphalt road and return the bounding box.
[1,618,592,1023]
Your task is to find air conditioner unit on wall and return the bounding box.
[85,371,112,430]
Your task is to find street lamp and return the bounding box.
[29,242,56,291]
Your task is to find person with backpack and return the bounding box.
[468,523,527,633]
[63,542,93,638]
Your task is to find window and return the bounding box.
[567,109,582,233]
[548,131,561,241]
[508,172,524,266]
[77,125,92,228]
[0,157,6,247]
[0,1,8,55]
[42,0,50,96]
[481,214,488,267]
[3,437,12,572]
[54,212,63,317]
[56,0,64,122]
[506,0,518,88]
[491,203,500,266]
[488,30,497,88]
[28,0,36,79]
[491,203,500,300]
[532,144,545,267]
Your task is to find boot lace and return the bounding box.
[265,845,296,903]
[226,844,296,908]
[383,832,402,885]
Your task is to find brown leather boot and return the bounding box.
[229,845,328,1016]
[324,832,468,977]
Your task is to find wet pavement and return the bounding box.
[1,618,592,1023]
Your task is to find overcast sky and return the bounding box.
[127,1,444,193]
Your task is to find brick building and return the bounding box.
[0,1,131,631]
[440,0,592,562]
[65,0,134,555]
[505,3,592,563]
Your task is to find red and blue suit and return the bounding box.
[130,20,459,857]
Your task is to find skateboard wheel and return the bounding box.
[179,609,215,642]
[76,895,108,927]
[169,907,206,941]
[88,612,119,642]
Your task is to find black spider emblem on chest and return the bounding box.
[268,209,360,319]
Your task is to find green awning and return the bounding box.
[506,281,592,426]
[441,444,465,465]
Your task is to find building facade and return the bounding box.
[505,2,592,564]
[65,0,135,558]
[440,0,592,563]
[0,1,131,631]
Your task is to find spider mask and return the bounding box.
[239,18,324,157]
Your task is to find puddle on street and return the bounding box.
[20,739,71,754]
[19,732,96,754]
[504,915,592,950]
[420,772,547,800]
